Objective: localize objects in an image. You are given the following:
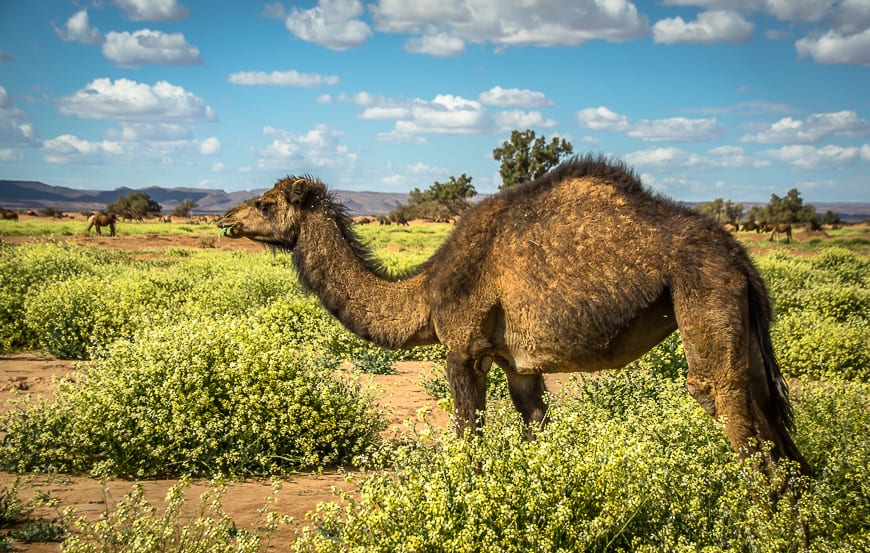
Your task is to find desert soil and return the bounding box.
[1,221,866,551]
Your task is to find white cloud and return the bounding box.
[112,0,189,21]
[284,0,372,50]
[42,134,124,164]
[478,86,553,108]
[108,122,194,141]
[740,110,870,143]
[795,27,870,65]
[0,86,38,146]
[862,144,870,161]
[228,70,340,87]
[198,137,221,155]
[763,144,861,169]
[54,10,104,45]
[577,107,722,141]
[211,162,225,173]
[576,106,631,131]
[258,124,358,170]
[102,29,202,66]
[623,147,704,168]
[359,106,411,120]
[371,0,649,50]
[405,33,466,56]
[493,110,557,131]
[397,95,490,135]
[57,78,216,123]
[653,10,752,44]
[0,149,23,161]
[628,116,724,141]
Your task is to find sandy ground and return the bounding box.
[1,220,867,550]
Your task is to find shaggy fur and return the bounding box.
[217,154,809,474]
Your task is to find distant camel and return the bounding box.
[217,155,810,475]
[86,213,116,236]
[741,221,760,232]
[722,222,738,232]
[769,223,793,243]
[0,210,18,221]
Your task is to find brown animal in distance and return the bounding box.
[86,212,117,236]
[217,155,809,475]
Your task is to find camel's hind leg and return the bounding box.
[675,282,804,472]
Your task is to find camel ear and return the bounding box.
[287,178,308,205]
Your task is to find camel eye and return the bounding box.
[257,201,274,217]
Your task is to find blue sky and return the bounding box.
[1,0,868,202]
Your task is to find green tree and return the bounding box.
[107,192,161,220]
[172,199,198,218]
[492,129,573,189]
[762,189,817,223]
[694,198,744,224]
[390,174,476,222]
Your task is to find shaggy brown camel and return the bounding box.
[86,212,117,236]
[217,155,809,475]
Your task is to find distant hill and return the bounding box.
[0,180,410,216]
[1,180,868,221]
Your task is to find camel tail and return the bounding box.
[748,275,794,431]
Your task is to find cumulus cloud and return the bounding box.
[112,0,189,21]
[284,0,372,50]
[576,106,631,132]
[258,124,358,170]
[653,10,752,44]
[795,27,870,65]
[227,70,340,87]
[371,0,649,50]
[42,134,123,164]
[0,149,23,161]
[623,145,767,170]
[102,30,202,66]
[57,78,216,123]
[763,144,862,170]
[478,86,553,108]
[740,110,870,143]
[198,137,221,155]
[628,116,724,141]
[493,110,557,131]
[404,33,466,56]
[577,106,723,141]
[0,86,38,146]
[54,10,104,44]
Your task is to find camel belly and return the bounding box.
[497,292,678,374]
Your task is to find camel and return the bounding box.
[86,212,116,236]
[216,155,809,475]
[768,223,793,243]
[0,210,18,221]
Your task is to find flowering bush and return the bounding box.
[0,312,387,478]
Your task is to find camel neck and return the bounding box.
[292,210,435,349]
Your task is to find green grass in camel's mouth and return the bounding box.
[218,225,235,237]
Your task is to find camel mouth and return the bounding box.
[218,224,237,238]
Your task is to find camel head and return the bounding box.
[216,176,323,250]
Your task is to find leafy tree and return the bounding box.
[107,192,161,220]
[390,174,476,222]
[492,129,574,189]
[821,210,841,226]
[172,199,198,218]
[767,188,817,223]
[694,198,744,224]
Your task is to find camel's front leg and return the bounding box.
[446,350,487,435]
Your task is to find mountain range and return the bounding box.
[0,180,409,216]
[1,180,868,221]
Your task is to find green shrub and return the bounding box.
[772,313,869,381]
[0,313,387,478]
[294,374,869,552]
[0,242,122,351]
